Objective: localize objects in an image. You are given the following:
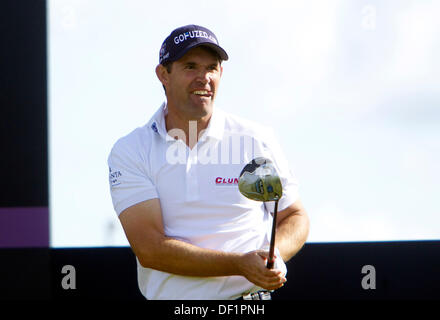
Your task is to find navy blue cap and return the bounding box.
[159,25,229,64]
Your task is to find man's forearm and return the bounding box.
[137,212,309,276]
[137,236,242,277]
[275,211,310,262]
[136,236,287,291]
[119,199,286,289]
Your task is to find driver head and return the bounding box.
[238,157,283,202]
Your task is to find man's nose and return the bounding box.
[196,70,211,84]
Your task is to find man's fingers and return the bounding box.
[257,250,278,260]
[254,267,287,290]
[239,250,287,290]
[259,275,287,291]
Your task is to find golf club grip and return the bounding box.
[267,259,275,269]
[267,200,279,269]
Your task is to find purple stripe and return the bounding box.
[0,207,49,248]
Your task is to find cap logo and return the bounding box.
[173,30,218,45]
[159,25,228,64]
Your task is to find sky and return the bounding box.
[48,0,440,247]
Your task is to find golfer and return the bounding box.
[107,24,309,300]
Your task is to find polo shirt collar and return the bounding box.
[150,102,225,142]
[150,102,173,141]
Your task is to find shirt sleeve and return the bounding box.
[107,138,158,216]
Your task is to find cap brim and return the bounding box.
[196,42,229,61]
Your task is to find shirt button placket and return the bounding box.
[185,147,199,201]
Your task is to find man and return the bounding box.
[107,24,309,300]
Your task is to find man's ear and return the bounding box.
[155,64,169,87]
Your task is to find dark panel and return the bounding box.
[1,242,439,301]
[273,241,440,300]
[0,0,48,207]
[0,248,51,300]
[50,247,144,301]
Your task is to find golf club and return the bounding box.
[238,157,282,269]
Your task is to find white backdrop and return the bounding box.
[48,0,440,247]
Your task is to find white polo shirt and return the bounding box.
[107,102,300,300]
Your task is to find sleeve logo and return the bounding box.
[109,167,122,187]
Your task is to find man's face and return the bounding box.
[160,46,223,119]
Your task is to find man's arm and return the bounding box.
[274,197,310,262]
[118,198,286,290]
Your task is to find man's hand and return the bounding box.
[236,250,286,291]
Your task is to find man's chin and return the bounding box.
[188,101,213,117]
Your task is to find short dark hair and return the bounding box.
[162,61,173,74]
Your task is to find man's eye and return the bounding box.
[185,65,195,69]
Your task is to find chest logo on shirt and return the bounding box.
[215,177,239,185]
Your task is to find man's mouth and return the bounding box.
[192,90,212,97]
